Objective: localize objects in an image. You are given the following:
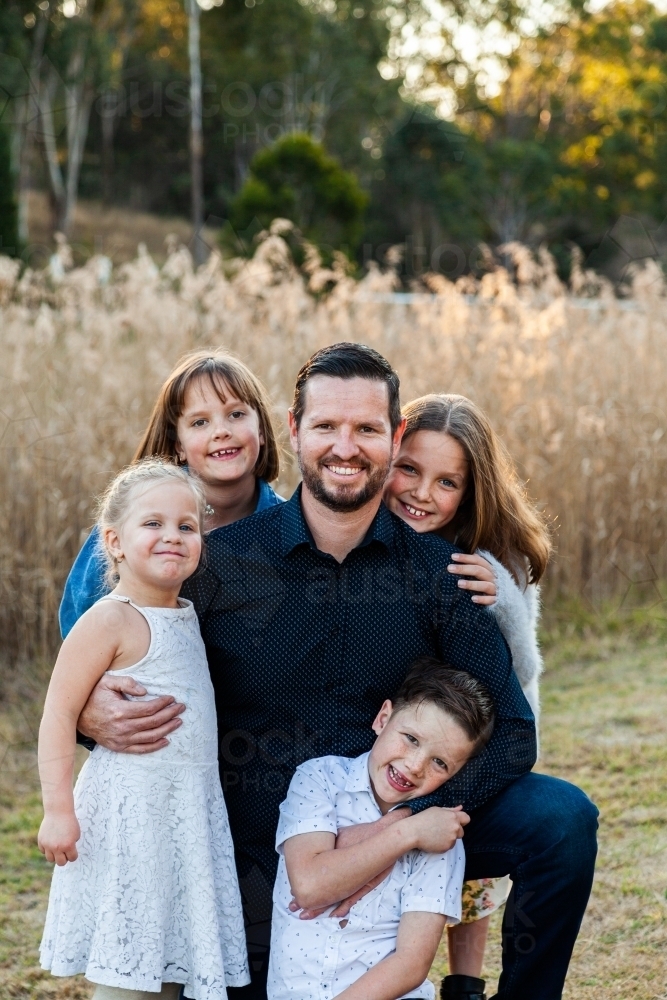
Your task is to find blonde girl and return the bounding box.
[59,350,283,638]
[39,461,250,1000]
[384,393,551,1000]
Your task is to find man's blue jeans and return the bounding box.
[228,772,599,1000]
[463,772,598,998]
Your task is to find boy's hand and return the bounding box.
[38,813,81,866]
[408,805,469,853]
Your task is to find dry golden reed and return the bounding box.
[1,227,666,666]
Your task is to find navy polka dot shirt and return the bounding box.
[182,486,536,897]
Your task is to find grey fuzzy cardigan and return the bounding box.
[480,550,543,735]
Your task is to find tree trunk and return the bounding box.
[17,12,49,244]
[39,63,66,231]
[38,44,94,238]
[101,90,117,204]
[62,77,94,235]
[187,0,205,265]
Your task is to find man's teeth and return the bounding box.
[328,465,361,476]
[405,504,428,517]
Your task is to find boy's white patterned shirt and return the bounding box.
[268,752,465,1000]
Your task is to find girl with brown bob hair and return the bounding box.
[134,350,280,484]
[384,392,551,1000]
[59,350,283,637]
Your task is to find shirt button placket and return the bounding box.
[324,563,344,697]
[321,932,340,1000]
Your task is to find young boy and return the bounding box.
[268,657,495,1000]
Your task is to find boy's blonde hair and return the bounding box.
[96,460,207,586]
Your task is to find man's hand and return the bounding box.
[77,673,185,754]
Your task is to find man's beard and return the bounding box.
[298,451,391,513]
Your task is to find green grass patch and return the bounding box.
[2,627,667,998]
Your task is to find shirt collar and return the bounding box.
[280,485,395,558]
[280,486,313,556]
[344,751,374,793]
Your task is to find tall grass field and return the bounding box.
[1,227,666,666]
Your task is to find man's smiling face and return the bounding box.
[289,375,402,512]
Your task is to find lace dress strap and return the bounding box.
[96,595,158,666]
[98,594,138,608]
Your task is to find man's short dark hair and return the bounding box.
[292,342,402,433]
[394,656,495,750]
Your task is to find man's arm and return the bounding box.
[283,807,468,911]
[416,570,537,813]
[333,911,447,1000]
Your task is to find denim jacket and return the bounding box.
[58,478,285,638]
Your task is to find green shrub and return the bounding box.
[230,133,367,260]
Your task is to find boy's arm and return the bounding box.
[283,806,468,911]
[290,809,466,919]
[333,911,447,1000]
[38,603,124,865]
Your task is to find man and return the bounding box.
[78,343,598,1000]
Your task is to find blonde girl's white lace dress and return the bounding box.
[40,597,250,999]
[459,552,544,925]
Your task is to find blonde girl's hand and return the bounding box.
[448,552,497,605]
[38,813,81,866]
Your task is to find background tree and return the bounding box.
[418,0,667,266]
[230,132,368,257]
[187,0,205,264]
[0,0,40,244]
[364,108,485,275]
[5,0,667,279]
[0,124,19,256]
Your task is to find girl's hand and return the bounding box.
[38,813,81,866]
[448,552,497,605]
